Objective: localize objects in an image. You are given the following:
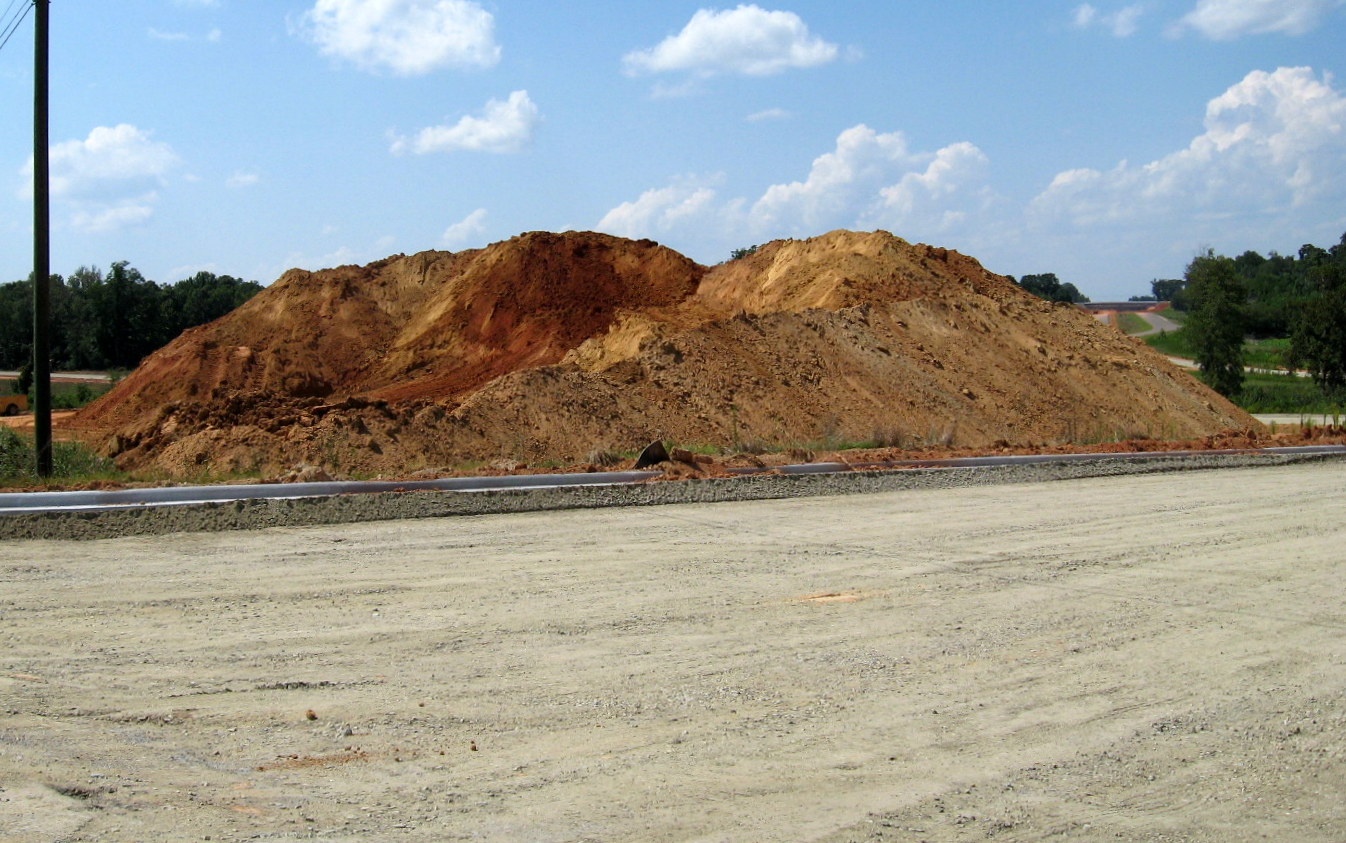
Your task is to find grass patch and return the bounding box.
[1236,372,1345,414]
[0,428,123,486]
[1117,312,1151,335]
[1147,330,1300,374]
[1140,326,1342,414]
[2,379,113,411]
[51,380,113,409]
[1243,337,1292,371]
[1143,327,1196,358]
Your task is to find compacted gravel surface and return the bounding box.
[2,460,1344,841]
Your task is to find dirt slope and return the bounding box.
[70,229,1255,478]
[74,232,703,431]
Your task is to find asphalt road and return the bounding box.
[1129,310,1183,337]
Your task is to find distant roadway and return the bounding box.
[1127,310,1183,337]
[0,370,110,382]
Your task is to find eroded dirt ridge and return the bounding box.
[71,229,1253,478]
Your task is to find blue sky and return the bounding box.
[1,0,1344,301]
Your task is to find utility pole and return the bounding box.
[33,0,52,477]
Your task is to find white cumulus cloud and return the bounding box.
[21,124,180,233]
[596,126,995,259]
[44,125,179,200]
[1171,0,1344,39]
[746,107,792,122]
[623,5,839,77]
[752,126,993,236]
[1032,66,1346,227]
[298,0,500,75]
[227,170,260,189]
[72,204,157,234]
[148,26,223,42]
[1072,3,1145,36]
[597,178,725,240]
[875,142,992,230]
[442,208,488,247]
[391,90,539,154]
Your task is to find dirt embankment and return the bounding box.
[67,230,1256,480]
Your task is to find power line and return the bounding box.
[0,9,31,54]
[0,0,29,36]
[0,0,26,32]
[0,0,32,55]
[0,0,24,33]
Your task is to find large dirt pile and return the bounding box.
[76,231,703,430]
[71,229,1255,478]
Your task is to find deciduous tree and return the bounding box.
[1014,273,1090,303]
[1290,238,1346,394]
[1184,253,1246,398]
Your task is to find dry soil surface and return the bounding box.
[3,462,1344,841]
[69,230,1252,479]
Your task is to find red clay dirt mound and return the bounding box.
[69,229,1256,479]
[74,231,703,431]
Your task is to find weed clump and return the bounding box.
[0,428,119,486]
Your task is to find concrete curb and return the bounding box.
[4,450,1341,541]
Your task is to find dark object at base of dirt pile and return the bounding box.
[635,440,670,469]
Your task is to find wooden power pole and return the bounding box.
[33,0,52,477]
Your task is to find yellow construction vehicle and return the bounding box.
[1,391,29,416]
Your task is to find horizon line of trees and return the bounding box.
[1173,231,1346,398]
[0,263,263,372]
[1012,273,1090,304]
[1143,238,1343,338]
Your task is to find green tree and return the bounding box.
[1238,249,1303,337]
[1184,253,1247,397]
[58,266,108,370]
[0,273,63,370]
[2,262,263,372]
[1289,238,1346,395]
[0,278,33,369]
[162,271,263,334]
[1151,278,1185,306]
[1057,281,1089,303]
[92,262,165,368]
[16,361,33,396]
[1015,273,1090,303]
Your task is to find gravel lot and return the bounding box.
[2,460,1344,841]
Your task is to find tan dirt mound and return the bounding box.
[69,229,1256,479]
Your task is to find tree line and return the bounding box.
[1171,232,1346,398]
[1012,273,1090,304]
[1148,239,1343,338]
[0,263,263,372]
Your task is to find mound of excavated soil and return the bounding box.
[69,230,1256,479]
